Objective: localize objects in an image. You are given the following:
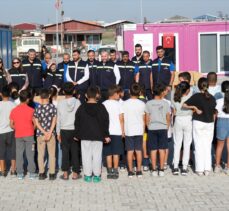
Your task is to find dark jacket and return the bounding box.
[151,57,173,86]
[22,58,43,88]
[87,59,100,86]
[117,60,135,90]
[8,68,27,90]
[0,71,8,92]
[74,103,109,141]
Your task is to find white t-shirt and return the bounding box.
[0,101,16,134]
[103,99,124,135]
[123,99,145,136]
[208,85,221,97]
[216,98,229,118]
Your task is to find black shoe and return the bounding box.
[181,168,188,176]
[39,173,47,180]
[112,169,119,179]
[49,174,56,181]
[2,171,7,177]
[173,168,179,175]
[107,168,113,179]
[128,171,135,178]
[136,171,143,178]
[10,171,17,176]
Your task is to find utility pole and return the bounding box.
[60,0,64,54]
[140,0,143,23]
[55,0,60,61]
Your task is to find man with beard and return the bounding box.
[132,44,143,66]
[87,50,100,87]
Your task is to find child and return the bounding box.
[207,72,222,100]
[74,86,110,183]
[103,85,125,179]
[172,81,193,175]
[34,88,57,180]
[123,83,145,177]
[139,85,149,171]
[10,90,37,180]
[0,86,16,176]
[183,77,216,176]
[43,62,63,90]
[163,86,173,170]
[56,82,81,180]
[145,83,171,177]
[215,81,229,174]
[178,72,198,95]
[8,82,20,105]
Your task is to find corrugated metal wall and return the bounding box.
[0,27,12,69]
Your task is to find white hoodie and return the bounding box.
[56,97,81,135]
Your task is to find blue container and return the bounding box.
[0,24,12,69]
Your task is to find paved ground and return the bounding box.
[0,168,229,211]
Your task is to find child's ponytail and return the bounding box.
[174,81,190,103]
[198,77,210,99]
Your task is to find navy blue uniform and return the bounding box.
[22,58,43,91]
[151,57,175,87]
[8,68,27,90]
[87,59,100,87]
[138,60,153,100]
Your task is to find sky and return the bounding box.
[0,0,229,25]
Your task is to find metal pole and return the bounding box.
[140,0,143,23]
[60,0,64,54]
[55,0,59,61]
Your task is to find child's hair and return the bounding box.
[178,72,191,83]
[139,84,146,97]
[207,72,217,85]
[1,86,10,98]
[86,86,100,99]
[39,88,50,100]
[8,82,19,92]
[63,82,75,96]
[221,80,229,114]
[107,85,119,97]
[130,83,141,97]
[19,90,31,103]
[116,85,123,94]
[49,86,58,103]
[174,81,190,103]
[198,77,210,99]
[153,83,166,96]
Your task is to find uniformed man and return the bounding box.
[87,50,100,87]
[131,44,143,66]
[110,49,118,64]
[97,51,121,101]
[151,45,175,90]
[22,49,43,94]
[116,51,136,100]
[41,52,52,73]
[135,51,153,100]
[58,53,71,83]
[65,49,89,103]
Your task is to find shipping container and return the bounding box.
[0,24,12,69]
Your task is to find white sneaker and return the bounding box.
[159,171,165,177]
[143,166,149,171]
[214,166,221,174]
[224,167,229,175]
[204,171,210,176]
[164,163,168,170]
[151,170,158,177]
[196,172,204,176]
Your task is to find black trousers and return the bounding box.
[60,130,80,173]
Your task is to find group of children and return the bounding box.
[0,71,229,182]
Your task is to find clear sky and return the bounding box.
[1,0,229,25]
